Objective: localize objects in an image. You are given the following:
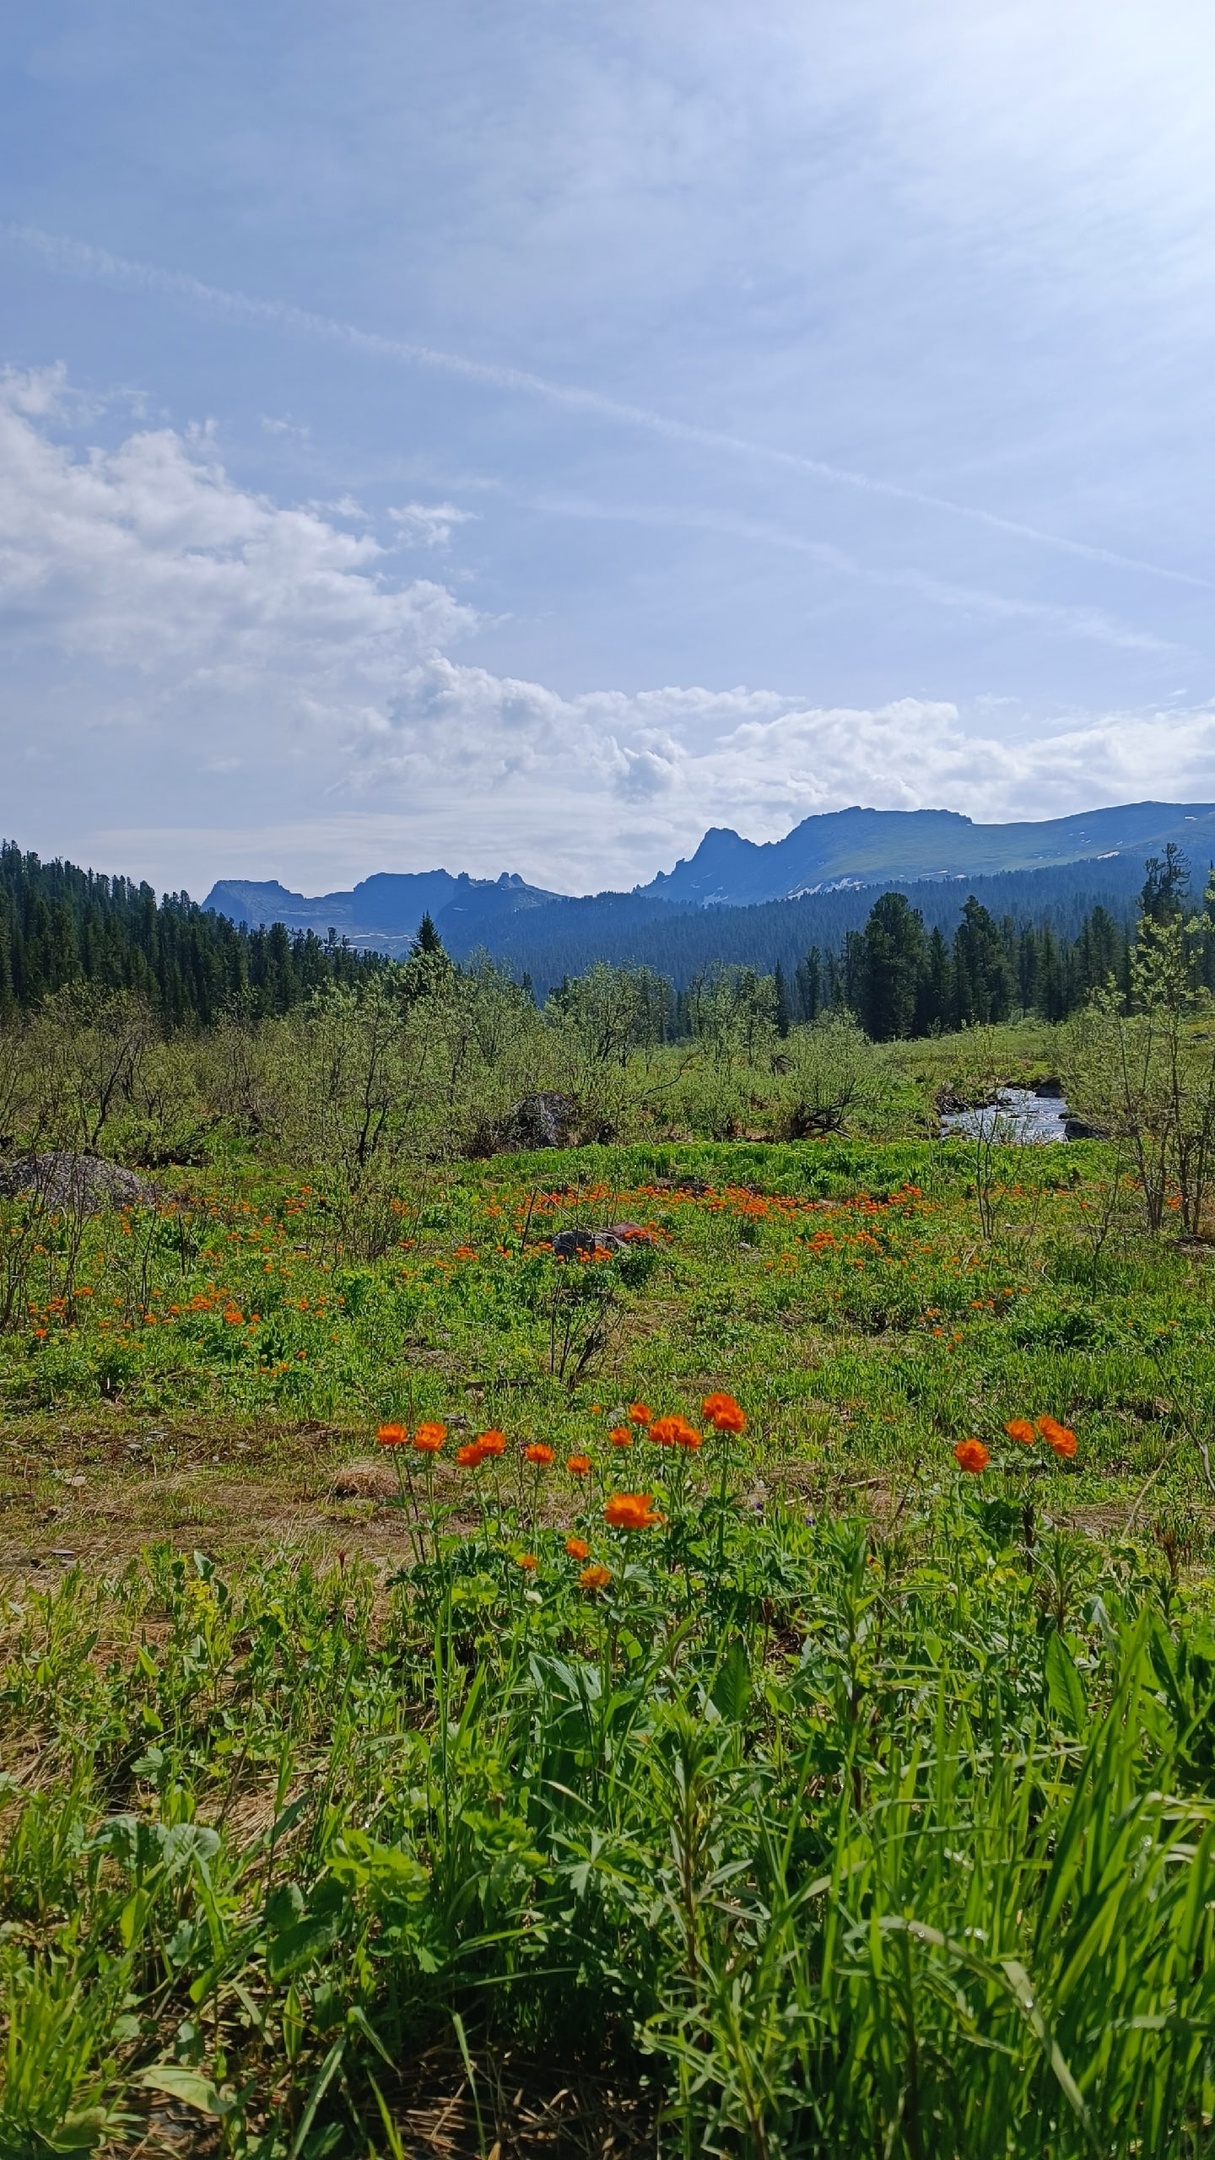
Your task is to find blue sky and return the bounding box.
[2,0,1213,896]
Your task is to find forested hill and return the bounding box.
[0,842,385,1023]
[453,851,1150,997]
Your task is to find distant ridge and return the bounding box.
[636,801,1215,907]
[203,868,561,957]
[202,800,1215,955]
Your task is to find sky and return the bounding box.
[2,0,1214,899]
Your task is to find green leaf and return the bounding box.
[1045,1633,1087,1734]
[266,1875,347,1980]
[138,2067,234,2119]
[43,2110,109,2153]
[710,1640,752,1722]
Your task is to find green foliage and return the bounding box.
[2,1505,1215,2154]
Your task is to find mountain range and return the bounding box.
[203,800,1215,962]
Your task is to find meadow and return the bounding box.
[3,978,1215,2155]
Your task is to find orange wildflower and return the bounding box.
[703,1392,747,1434]
[476,1430,506,1458]
[953,1438,989,1474]
[567,1453,592,1476]
[579,1564,612,1592]
[412,1423,447,1454]
[524,1442,555,1466]
[609,1426,633,1448]
[628,1402,652,1425]
[376,1422,408,1448]
[604,1492,664,1530]
[1038,1417,1077,1459]
[565,1536,591,1560]
[648,1414,688,1447]
[517,1553,538,1571]
[1005,1419,1036,1445]
[456,1442,484,1467]
[676,1426,704,1451]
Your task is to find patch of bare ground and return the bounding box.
[117,2046,653,2159]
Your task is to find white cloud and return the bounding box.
[1,372,1213,897]
[388,501,478,549]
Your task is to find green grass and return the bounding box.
[3,1118,1215,2153]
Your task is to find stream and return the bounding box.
[941,1085,1072,1145]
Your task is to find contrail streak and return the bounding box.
[5,221,1210,593]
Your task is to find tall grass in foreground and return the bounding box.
[2,1498,1214,2155]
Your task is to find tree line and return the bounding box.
[0,842,386,1024]
[4,835,1207,1049]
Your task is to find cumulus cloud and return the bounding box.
[2,371,1213,896]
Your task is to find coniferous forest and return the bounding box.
[5,836,1208,1042]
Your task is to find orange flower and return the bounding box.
[1038,1416,1077,1459]
[567,1453,592,1476]
[703,1392,747,1434]
[1005,1419,1036,1445]
[676,1426,704,1452]
[648,1414,688,1447]
[565,1536,591,1560]
[604,1492,664,1530]
[953,1438,989,1474]
[524,1442,555,1466]
[608,1426,633,1448]
[476,1430,506,1458]
[223,1307,244,1326]
[456,1441,484,1467]
[628,1402,652,1425]
[517,1553,538,1571]
[579,1564,612,1592]
[376,1422,408,1448]
[412,1423,447,1454]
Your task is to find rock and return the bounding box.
[551,1227,598,1259]
[551,1221,652,1260]
[501,1093,580,1150]
[1064,1117,1106,1141]
[0,1151,166,1215]
[1034,1078,1065,1098]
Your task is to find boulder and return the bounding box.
[551,1221,652,1260]
[0,1151,165,1215]
[501,1093,579,1150]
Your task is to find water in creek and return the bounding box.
[941,1086,1070,1146]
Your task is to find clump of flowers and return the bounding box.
[648,1413,700,1448]
[1037,1416,1077,1459]
[703,1392,747,1434]
[604,1492,664,1529]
